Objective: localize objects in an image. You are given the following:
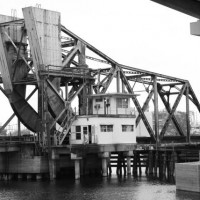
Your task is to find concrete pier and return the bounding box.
[49,150,59,180]
[126,151,133,175]
[18,174,23,179]
[101,152,109,177]
[36,174,42,180]
[74,159,81,179]
[102,158,107,177]
[26,174,32,180]
[71,153,82,180]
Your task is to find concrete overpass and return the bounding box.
[151,0,200,19]
[151,0,200,36]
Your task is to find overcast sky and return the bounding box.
[0,0,200,124]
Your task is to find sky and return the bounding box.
[0,0,200,125]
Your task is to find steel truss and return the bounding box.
[0,7,199,147]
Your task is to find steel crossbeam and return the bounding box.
[158,84,185,139]
[159,83,187,139]
[119,67,156,141]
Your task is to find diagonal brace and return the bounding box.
[136,89,154,126]
[159,83,187,139]
[100,65,117,93]
[62,43,80,68]
[0,86,37,133]
[119,67,156,141]
[158,85,185,137]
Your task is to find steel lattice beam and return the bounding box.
[159,83,187,139]
[157,84,185,138]
[119,67,156,141]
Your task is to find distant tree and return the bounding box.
[154,110,190,136]
[11,129,31,136]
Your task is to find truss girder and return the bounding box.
[186,84,190,143]
[119,67,156,141]
[158,84,185,138]
[136,89,154,126]
[57,113,76,145]
[62,44,80,68]
[100,66,117,94]
[68,82,87,102]
[159,83,187,139]
[1,6,200,147]
[188,83,200,113]
[93,65,117,94]
[61,25,116,65]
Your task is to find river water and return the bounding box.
[0,175,199,200]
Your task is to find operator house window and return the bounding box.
[95,98,103,102]
[100,125,113,132]
[76,126,81,140]
[117,98,128,108]
[122,125,134,132]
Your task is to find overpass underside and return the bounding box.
[151,0,200,18]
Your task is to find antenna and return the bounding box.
[11,9,17,20]
[35,4,41,8]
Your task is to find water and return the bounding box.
[0,175,199,200]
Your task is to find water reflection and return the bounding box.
[176,190,200,200]
[0,175,199,200]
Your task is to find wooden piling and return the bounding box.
[122,153,126,175]
[166,152,170,179]
[133,151,138,177]
[116,152,126,176]
[159,151,163,178]
[107,153,112,175]
[162,151,167,177]
[137,152,142,176]
[117,152,122,176]
[125,151,133,175]
[154,151,158,176]
[148,150,153,175]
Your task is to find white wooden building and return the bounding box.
[70,93,136,145]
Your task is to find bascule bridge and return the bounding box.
[0,5,200,180]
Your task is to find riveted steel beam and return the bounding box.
[158,84,185,138]
[119,66,156,141]
[159,83,187,139]
[136,89,154,126]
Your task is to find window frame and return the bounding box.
[75,125,81,140]
[95,98,103,102]
[100,125,113,132]
[122,125,134,132]
[116,98,128,108]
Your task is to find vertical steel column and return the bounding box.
[17,120,21,136]
[38,79,44,146]
[153,76,159,148]
[42,76,54,180]
[186,84,190,143]
[88,84,93,115]
[122,80,125,93]
[78,41,87,115]
[116,67,120,93]
[65,82,68,101]
[116,67,120,115]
